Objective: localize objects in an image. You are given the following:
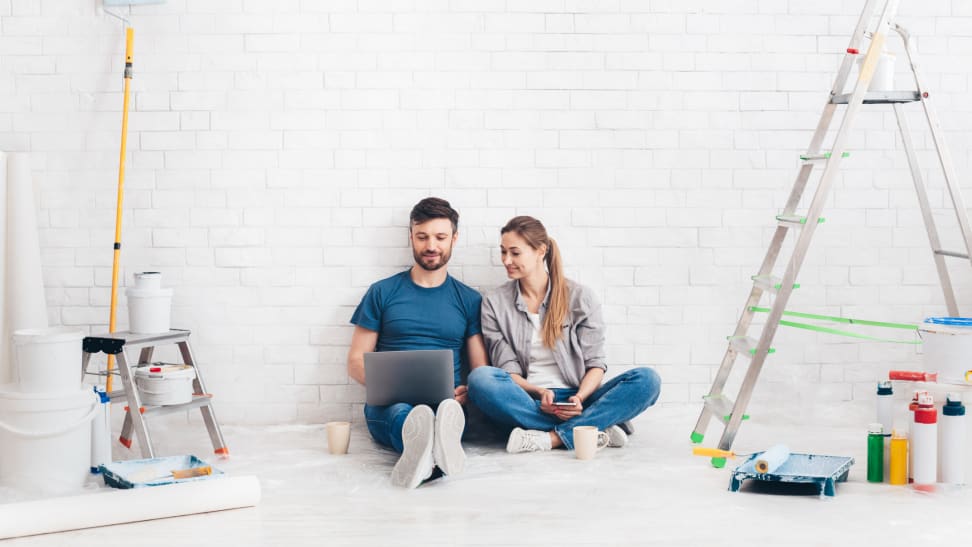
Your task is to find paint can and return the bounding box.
[12,327,84,393]
[134,364,196,406]
[918,317,972,384]
[0,385,98,495]
[125,272,173,334]
[856,52,895,91]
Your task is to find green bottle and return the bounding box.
[867,422,884,483]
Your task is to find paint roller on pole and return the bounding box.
[693,444,792,474]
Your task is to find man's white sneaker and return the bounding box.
[390,405,435,489]
[506,427,553,454]
[605,425,628,448]
[433,398,466,475]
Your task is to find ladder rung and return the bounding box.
[703,394,734,419]
[141,394,214,417]
[728,336,775,357]
[935,249,970,259]
[800,151,849,162]
[751,274,800,292]
[776,214,826,227]
[830,91,921,104]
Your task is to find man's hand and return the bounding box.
[454,384,469,405]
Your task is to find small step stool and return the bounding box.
[81,329,228,459]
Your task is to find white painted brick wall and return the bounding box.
[3,0,971,424]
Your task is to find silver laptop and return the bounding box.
[364,349,454,406]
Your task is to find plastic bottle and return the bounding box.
[889,430,908,485]
[90,387,111,473]
[867,423,884,483]
[912,392,937,492]
[876,381,893,437]
[889,370,938,382]
[907,391,920,481]
[939,394,966,486]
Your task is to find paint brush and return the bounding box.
[171,466,212,480]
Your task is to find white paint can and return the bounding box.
[12,327,84,393]
[0,385,98,495]
[126,272,173,334]
[134,364,196,406]
[918,317,972,385]
[856,52,896,91]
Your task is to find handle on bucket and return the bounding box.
[0,395,100,439]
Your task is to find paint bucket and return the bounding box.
[12,327,84,393]
[133,271,162,290]
[855,52,895,91]
[918,317,972,384]
[134,364,196,406]
[0,385,98,495]
[125,283,173,334]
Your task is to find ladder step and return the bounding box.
[703,394,734,419]
[934,249,970,259]
[751,274,800,292]
[728,336,775,357]
[776,214,826,227]
[141,394,214,417]
[800,151,849,162]
[831,91,921,105]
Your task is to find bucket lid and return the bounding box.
[125,287,174,298]
[0,384,97,412]
[918,317,972,335]
[134,364,196,379]
[12,326,84,344]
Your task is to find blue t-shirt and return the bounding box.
[350,270,483,386]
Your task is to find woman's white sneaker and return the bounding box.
[506,427,552,453]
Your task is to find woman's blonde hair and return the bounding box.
[501,216,567,348]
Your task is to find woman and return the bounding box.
[467,216,661,453]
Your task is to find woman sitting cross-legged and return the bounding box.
[468,215,661,454]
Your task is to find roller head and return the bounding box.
[754,444,790,474]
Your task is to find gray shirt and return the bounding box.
[480,279,607,388]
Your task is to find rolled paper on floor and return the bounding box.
[0,475,260,540]
[754,444,790,474]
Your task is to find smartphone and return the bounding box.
[553,402,578,407]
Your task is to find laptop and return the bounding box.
[364,349,455,406]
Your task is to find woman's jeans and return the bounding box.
[467,366,661,450]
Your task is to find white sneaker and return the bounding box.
[506,427,553,454]
[391,405,435,489]
[433,398,466,476]
[605,425,627,448]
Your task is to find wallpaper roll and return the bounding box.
[0,475,262,539]
[0,152,49,384]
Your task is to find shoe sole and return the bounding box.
[391,405,435,489]
[606,425,627,448]
[433,399,466,475]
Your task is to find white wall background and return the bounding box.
[3,0,972,424]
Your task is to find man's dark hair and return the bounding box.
[409,197,459,233]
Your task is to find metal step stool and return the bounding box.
[81,329,228,459]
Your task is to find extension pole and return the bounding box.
[107,27,134,393]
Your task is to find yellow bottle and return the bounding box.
[889,430,908,485]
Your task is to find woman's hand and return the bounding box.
[553,395,583,421]
[538,389,557,415]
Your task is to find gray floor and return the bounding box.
[3,403,971,546]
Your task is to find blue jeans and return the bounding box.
[467,366,661,450]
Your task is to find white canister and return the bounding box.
[855,52,896,91]
[134,364,196,406]
[918,317,972,384]
[12,327,84,393]
[125,287,173,334]
[133,271,163,290]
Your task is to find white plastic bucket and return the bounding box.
[918,317,972,384]
[12,327,84,393]
[856,52,895,91]
[126,287,173,334]
[133,271,162,290]
[134,364,196,406]
[0,385,98,495]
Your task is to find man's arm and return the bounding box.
[347,326,379,385]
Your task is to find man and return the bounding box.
[347,197,488,488]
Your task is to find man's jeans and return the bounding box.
[364,403,415,454]
[467,366,661,450]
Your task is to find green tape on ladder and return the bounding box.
[749,307,921,344]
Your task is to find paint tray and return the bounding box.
[729,452,854,497]
[100,455,223,489]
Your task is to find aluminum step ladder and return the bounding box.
[82,329,229,459]
[691,0,972,466]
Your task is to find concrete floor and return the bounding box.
[2,403,970,546]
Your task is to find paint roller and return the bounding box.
[693,443,792,474]
[0,475,260,540]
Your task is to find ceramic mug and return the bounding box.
[573,426,609,460]
[326,421,351,455]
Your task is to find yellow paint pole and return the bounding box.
[107,27,134,393]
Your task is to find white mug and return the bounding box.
[573,426,609,460]
[326,421,351,455]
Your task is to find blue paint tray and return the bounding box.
[729,452,854,497]
[100,455,222,489]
